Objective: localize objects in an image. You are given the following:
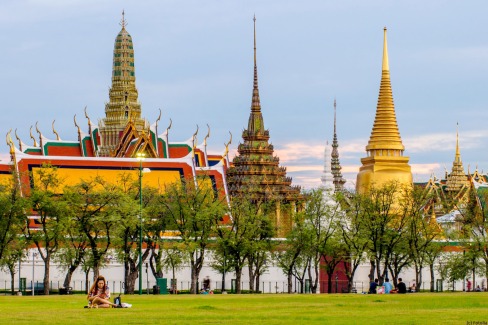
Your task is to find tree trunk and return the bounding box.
[287,270,293,294]
[124,258,138,294]
[247,261,255,292]
[84,268,90,293]
[255,272,261,293]
[368,260,375,281]
[190,260,198,294]
[43,258,50,295]
[429,262,435,292]
[235,266,242,294]
[9,265,15,295]
[63,263,80,288]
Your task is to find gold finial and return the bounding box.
[35,122,41,136]
[382,27,389,71]
[192,125,199,150]
[84,106,92,127]
[120,10,127,29]
[166,118,172,134]
[14,129,22,150]
[455,122,460,159]
[30,126,38,147]
[52,120,60,141]
[6,129,12,147]
[73,114,81,132]
[204,124,210,147]
[155,108,162,126]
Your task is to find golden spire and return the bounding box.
[365,27,405,155]
[455,122,461,162]
[446,123,467,191]
[120,10,127,29]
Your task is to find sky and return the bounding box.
[1,0,487,190]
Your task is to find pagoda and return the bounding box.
[226,17,302,235]
[98,12,151,157]
[356,28,412,193]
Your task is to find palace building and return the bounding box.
[0,13,230,221]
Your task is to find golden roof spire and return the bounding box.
[120,10,127,29]
[382,27,389,71]
[365,27,405,154]
[455,122,460,161]
[446,123,467,191]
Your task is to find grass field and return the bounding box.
[0,292,487,324]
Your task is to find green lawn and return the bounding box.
[0,293,487,324]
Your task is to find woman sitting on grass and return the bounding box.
[87,275,120,308]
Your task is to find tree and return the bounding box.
[301,187,340,293]
[0,235,27,294]
[63,176,122,281]
[338,190,369,293]
[215,195,274,293]
[403,185,440,291]
[275,211,308,294]
[362,181,409,284]
[161,245,185,293]
[0,174,27,263]
[25,164,69,294]
[159,176,226,294]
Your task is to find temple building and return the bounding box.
[419,128,488,230]
[356,28,412,193]
[225,17,302,236]
[0,13,230,219]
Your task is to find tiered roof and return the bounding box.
[226,17,301,202]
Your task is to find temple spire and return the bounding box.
[331,99,346,192]
[446,123,467,191]
[251,15,261,113]
[382,27,389,71]
[365,27,405,155]
[120,10,127,29]
[356,27,412,193]
[247,15,264,134]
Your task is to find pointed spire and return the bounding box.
[446,123,467,191]
[455,122,461,162]
[251,15,261,113]
[331,99,346,192]
[247,15,265,135]
[366,27,405,155]
[382,27,389,71]
[120,10,127,29]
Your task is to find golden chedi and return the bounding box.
[356,28,412,193]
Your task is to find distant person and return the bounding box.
[383,278,393,294]
[369,278,378,294]
[467,279,472,292]
[203,276,211,291]
[397,278,407,294]
[409,282,416,293]
[87,275,120,308]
